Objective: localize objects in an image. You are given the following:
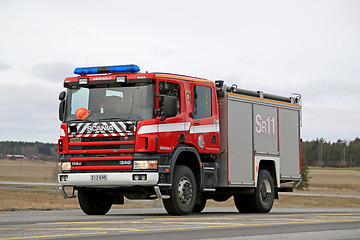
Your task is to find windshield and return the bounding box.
[65,84,155,122]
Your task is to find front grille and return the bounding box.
[72,153,132,158]
[67,134,135,173]
[80,136,136,142]
[69,144,135,151]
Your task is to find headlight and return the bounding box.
[61,162,71,171]
[133,160,157,170]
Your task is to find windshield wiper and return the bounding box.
[67,119,91,123]
[96,117,127,121]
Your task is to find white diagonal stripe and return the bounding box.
[137,122,191,135]
[119,122,128,132]
[111,122,122,132]
[189,124,220,134]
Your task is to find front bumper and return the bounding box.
[58,172,159,187]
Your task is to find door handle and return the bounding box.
[194,120,200,124]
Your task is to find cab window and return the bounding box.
[194,85,212,119]
[158,81,181,114]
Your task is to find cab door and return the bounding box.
[156,79,187,153]
[190,83,220,154]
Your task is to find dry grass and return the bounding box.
[303,168,360,195]
[0,159,58,182]
[274,195,360,208]
[0,188,153,211]
[0,188,79,211]
[0,159,359,211]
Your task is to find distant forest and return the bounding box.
[0,139,360,166]
[302,138,360,167]
[0,141,58,161]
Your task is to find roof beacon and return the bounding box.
[74,64,140,75]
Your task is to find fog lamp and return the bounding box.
[132,174,147,181]
[59,175,68,181]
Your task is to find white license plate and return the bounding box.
[91,175,108,181]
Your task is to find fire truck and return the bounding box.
[58,64,302,215]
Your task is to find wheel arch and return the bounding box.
[259,161,276,183]
[258,158,280,199]
[170,145,202,190]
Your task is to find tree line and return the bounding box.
[301,138,360,167]
[0,141,58,161]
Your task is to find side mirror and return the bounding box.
[59,101,65,121]
[59,91,66,121]
[59,91,66,101]
[162,96,177,120]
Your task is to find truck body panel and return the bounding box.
[279,108,301,179]
[217,91,301,187]
[228,99,253,186]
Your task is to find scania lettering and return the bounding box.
[58,64,302,215]
[87,125,114,132]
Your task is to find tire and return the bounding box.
[212,195,231,202]
[78,189,113,215]
[234,169,274,213]
[163,165,197,215]
[193,196,207,213]
[234,194,255,213]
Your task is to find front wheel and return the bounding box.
[163,165,197,215]
[78,189,113,215]
[193,195,207,213]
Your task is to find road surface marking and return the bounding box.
[3,231,108,240]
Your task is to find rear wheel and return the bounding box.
[234,194,255,213]
[78,189,113,215]
[163,165,197,215]
[234,169,274,213]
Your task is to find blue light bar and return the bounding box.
[74,64,140,75]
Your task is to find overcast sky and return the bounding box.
[0,0,359,143]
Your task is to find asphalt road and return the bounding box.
[1,207,360,240]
